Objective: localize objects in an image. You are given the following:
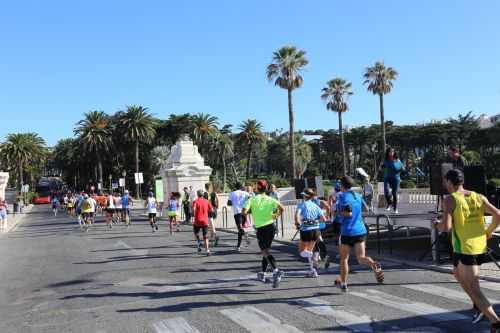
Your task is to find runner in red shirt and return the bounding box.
[193,190,213,256]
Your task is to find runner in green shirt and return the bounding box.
[243,180,284,288]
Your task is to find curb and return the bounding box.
[216,227,500,283]
[2,205,34,233]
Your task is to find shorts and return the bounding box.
[168,211,177,217]
[256,223,276,251]
[193,225,208,237]
[121,208,130,215]
[453,252,487,267]
[300,229,321,242]
[106,208,115,214]
[209,210,218,219]
[148,213,157,219]
[0,209,7,219]
[81,212,94,219]
[341,234,367,247]
[234,214,246,230]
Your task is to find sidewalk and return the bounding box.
[1,204,34,233]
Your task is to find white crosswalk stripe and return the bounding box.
[151,317,201,333]
[220,305,303,332]
[402,283,500,304]
[296,298,375,332]
[350,289,468,322]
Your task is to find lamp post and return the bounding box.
[121,170,126,194]
[108,174,112,194]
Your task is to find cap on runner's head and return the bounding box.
[124,190,129,194]
[256,180,268,193]
[301,188,315,199]
[148,191,154,197]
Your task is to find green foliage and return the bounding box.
[400,180,416,189]
[489,178,500,187]
[462,150,481,165]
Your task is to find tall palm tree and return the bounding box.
[321,78,353,175]
[2,133,47,191]
[238,119,265,179]
[192,113,219,157]
[267,45,308,181]
[213,129,234,191]
[115,105,157,197]
[74,111,113,186]
[363,61,398,152]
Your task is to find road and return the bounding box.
[0,205,498,333]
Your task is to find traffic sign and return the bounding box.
[134,172,144,184]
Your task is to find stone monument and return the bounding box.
[0,172,9,200]
[160,135,212,197]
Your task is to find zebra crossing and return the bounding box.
[140,278,500,333]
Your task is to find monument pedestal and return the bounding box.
[160,136,212,198]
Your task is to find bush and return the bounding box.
[489,178,500,187]
[400,180,416,189]
[416,182,430,188]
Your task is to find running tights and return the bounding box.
[262,255,277,272]
[314,241,328,259]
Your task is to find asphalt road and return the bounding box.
[0,205,499,333]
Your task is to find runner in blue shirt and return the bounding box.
[295,188,326,278]
[121,190,133,226]
[334,176,384,292]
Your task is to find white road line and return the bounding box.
[220,305,303,333]
[115,240,148,256]
[296,298,374,332]
[350,289,468,322]
[481,280,500,292]
[151,317,201,333]
[402,283,500,304]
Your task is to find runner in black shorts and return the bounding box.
[243,180,284,288]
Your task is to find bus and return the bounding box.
[33,177,63,204]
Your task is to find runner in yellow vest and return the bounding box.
[435,169,500,331]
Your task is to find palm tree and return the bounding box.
[115,105,157,197]
[363,61,398,152]
[267,45,308,180]
[238,119,265,179]
[192,113,219,157]
[74,111,113,186]
[2,133,47,191]
[321,78,353,175]
[213,128,234,191]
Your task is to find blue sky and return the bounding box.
[1,1,499,146]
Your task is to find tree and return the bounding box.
[2,133,47,191]
[238,119,265,179]
[74,111,113,186]
[115,105,157,197]
[447,111,478,152]
[192,113,219,158]
[321,77,353,175]
[267,45,308,181]
[213,127,235,191]
[363,61,398,152]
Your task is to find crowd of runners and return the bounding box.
[45,168,500,332]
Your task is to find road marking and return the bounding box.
[151,317,201,333]
[350,289,468,322]
[220,305,303,332]
[115,240,148,256]
[296,298,374,332]
[402,283,500,304]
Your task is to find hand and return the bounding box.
[294,223,300,230]
[431,218,440,229]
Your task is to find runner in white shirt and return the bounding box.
[145,192,159,232]
[114,193,123,223]
[105,193,115,229]
[228,182,250,251]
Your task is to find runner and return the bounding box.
[145,192,159,232]
[295,188,327,278]
[193,190,213,256]
[167,192,179,234]
[76,192,85,230]
[121,190,133,226]
[228,182,250,252]
[205,183,220,246]
[380,147,404,214]
[51,196,60,217]
[67,194,75,216]
[80,194,96,232]
[334,176,384,292]
[105,192,115,229]
[434,169,500,331]
[243,180,284,288]
[113,192,122,224]
[311,193,330,269]
[182,187,192,224]
[0,197,7,231]
[63,193,69,211]
[328,181,343,262]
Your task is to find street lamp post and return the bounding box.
[108,174,112,194]
[121,170,126,194]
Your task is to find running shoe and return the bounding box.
[334,279,348,292]
[206,250,211,256]
[372,262,384,283]
[386,205,392,211]
[307,269,319,278]
[394,209,399,214]
[272,270,284,288]
[236,247,241,252]
[197,245,202,253]
[257,272,266,283]
[472,304,484,324]
[155,224,159,231]
[324,255,331,269]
